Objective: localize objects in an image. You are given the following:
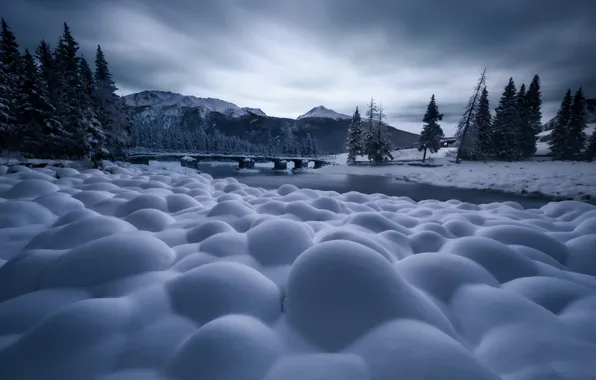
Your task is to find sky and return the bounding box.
[2,0,595,135]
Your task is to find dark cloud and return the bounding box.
[1,0,594,133]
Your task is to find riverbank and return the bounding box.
[320,149,596,202]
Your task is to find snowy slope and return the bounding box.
[1,161,596,380]
[124,90,250,118]
[243,107,267,117]
[298,105,351,121]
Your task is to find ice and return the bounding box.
[1,162,596,380]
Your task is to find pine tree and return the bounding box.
[548,89,573,160]
[15,49,64,156]
[474,87,492,159]
[586,131,596,161]
[94,44,131,155]
[346,106,363,164]
[418,94,444,162]
[376,104,393,161]
[566,88,587,160]
[363,97,378,161]
[0,18,20,150]
[491,78,520,160]
[526,74,542,134]
[517,83,536,158]
[266,129,275,155]
[79,56,107,165]
[455,69,486,161]
[35,40,60,97]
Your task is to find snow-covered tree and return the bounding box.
[566,88,587,160]
[418,95,444,162]
[0,18,20,150]
[455,69,486,161]
[79,56,107,165]
[363,97,378,161]
[266,129,275,155]
[517,83,536,158]
[474,87,492,159]
[526,74,542,134]
[94,44,131,155]
[549,89,572,160]
[35,40,59,97]
[346,106,363,164]
[0,57,13,149]
[282,122,298,155]
[15,49,65,157]
[491,78,520,161]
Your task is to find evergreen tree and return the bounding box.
[94,44,131,155]
[266,129,275,155]
[517,83,536,158]
[586,131,596,161]
[35,40,59,97]
[79,56,107,165]
[376,104,393,161]
[363,97,378,161]
[0,18,20,149]
[418,94,444,162]
[549,89,573,160]
[455,69,486,161]
[491,78,520,160]
[54,22,82,156]
[15,49,64,156]
[345,106,363,164]
[566,88,587,160]
[474,87,492,159]
[526,74,542,134]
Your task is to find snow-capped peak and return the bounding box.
[242,107,267,117]
[124,91,250,118]
[297,105,351,121]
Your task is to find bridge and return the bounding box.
[125,151,331,170]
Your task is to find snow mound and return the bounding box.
[1,163,596,379]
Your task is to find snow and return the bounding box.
[1,162,596,380]
[297,105,351,121]
[321,148,596,201]
[124,90,250,118]
[243,107,268,117]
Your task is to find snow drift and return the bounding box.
[0,161,596,380]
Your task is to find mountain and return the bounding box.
[242,107,267,117]
[125,90,419,153]
[542,98,596,131]
[298,105,351,121]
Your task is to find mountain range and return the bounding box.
[124,91,420,153]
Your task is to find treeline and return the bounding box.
[0,19,131,164]
[345,98,393,164]
[456,70,596,162]
[133,119,320,156]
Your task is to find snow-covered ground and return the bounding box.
[1,161,596,380]
[322,148,596,201]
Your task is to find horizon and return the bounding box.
[3,0,595,135]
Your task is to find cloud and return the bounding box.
[2,0,595,135]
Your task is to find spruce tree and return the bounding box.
[455,69,486,161]
[418,94,444,162]
[517,83,536,158]
[0,18,20,149]
[55,23,83,156]
[491,78,520,160]
[346,106,363,164]
[35,40,60,97]
[15,49,64,156]
[79,56,107,165]
[526,74,542,134]
[376,104,393,161]
[363,97,378,161]
[94,44,131,155]
[566,88,587,160]
[474,87,492,158]
[548,89,573,160]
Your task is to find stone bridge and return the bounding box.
[126,152,330,170]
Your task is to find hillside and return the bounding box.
[124,91,419,153]
[542,98,596,131]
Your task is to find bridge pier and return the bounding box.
[292,159,305,169]
[238,158,255,169]
[312,160,323,169]
[273,160,287,170]
[180,156,199,169]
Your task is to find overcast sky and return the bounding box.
[2,0,595,134]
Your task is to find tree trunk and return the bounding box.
[422,148,427,162]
